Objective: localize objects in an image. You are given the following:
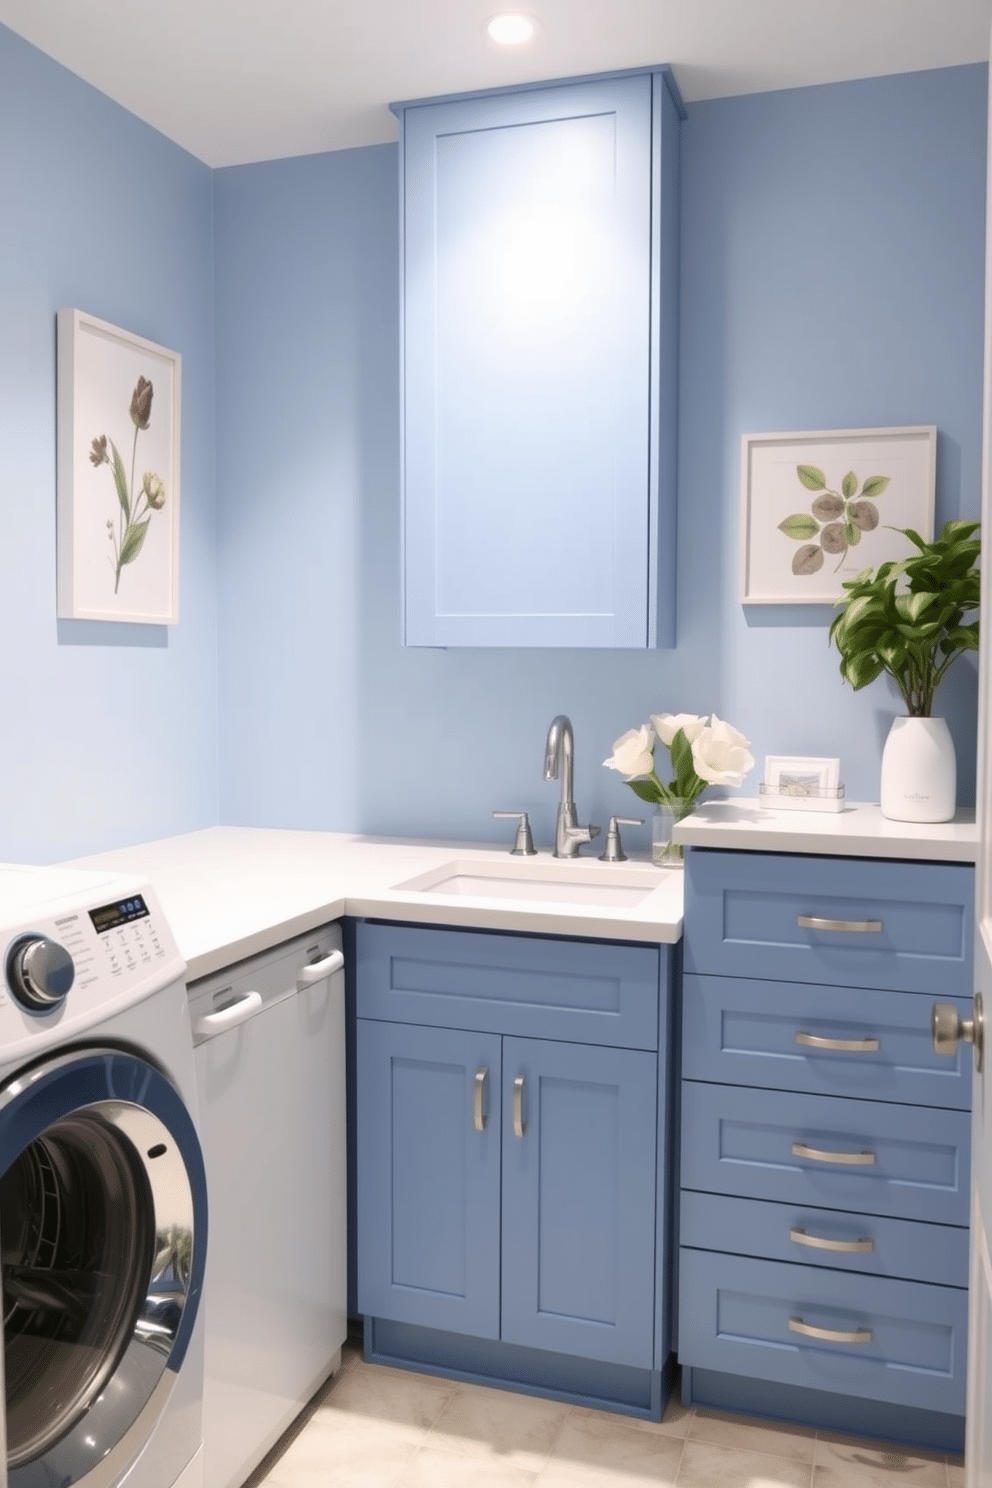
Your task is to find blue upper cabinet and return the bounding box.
[393,68,684,648]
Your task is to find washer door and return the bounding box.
[0,1047,207,1488]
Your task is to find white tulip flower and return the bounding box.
[690,715,755,787]
[603,725,655,780]
[649,712,708,747]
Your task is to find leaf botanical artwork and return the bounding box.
[57,309,181,624]
[780,464,890,578]
[739,427,936,605]
[88,376,168,594]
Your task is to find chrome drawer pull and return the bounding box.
[788,1316,873,1345]
[513,1074,526,1138]
[795,1031,880,1053]
[791,1141,876,1166]
[473,1068,488,1132]
[797,914,883,934]
[790,1226,874,1254]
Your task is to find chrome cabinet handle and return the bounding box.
[473,1068,488,1132]
[791,1141,875,1166]
[795,1031,880,1053]
[933,994,985,1073]
[513,1074,525,1138]
[790,1226,874,1254]
[797,914,883,934]
[788,1316,873,1345]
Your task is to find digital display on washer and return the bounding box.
[89,895,151,934]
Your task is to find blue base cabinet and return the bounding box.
[355,921,674,1418]
[679,847,974,1453]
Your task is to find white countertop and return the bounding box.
[673,799,979,862]
[64,827,685,979]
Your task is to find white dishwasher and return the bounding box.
[189,924,347,1488]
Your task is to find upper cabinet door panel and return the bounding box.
[400,73,677,648]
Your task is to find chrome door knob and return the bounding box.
[932,993,984,1073]
[6,935,74,1012]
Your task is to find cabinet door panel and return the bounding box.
[501,1036,657,1367]
[357,1020,502,1336]
[402,77,656,648]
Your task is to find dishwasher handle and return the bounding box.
[194,990,263,1038]
[296,949,345,988]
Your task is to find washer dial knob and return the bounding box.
[7,936,75,1011]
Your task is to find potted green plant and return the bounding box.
[828,518,980,822]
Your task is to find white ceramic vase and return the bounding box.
[879,716,956,823]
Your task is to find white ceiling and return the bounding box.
[0,0,989,168]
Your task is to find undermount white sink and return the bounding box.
[391,859,666,908]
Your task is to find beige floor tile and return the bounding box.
[316,1357,457,1434]
[263,1414,417,1488]
[405,1441,541,1486]
[946,1464,965,1488]
[812,1438,947,1488]
[429,1382,570,1469]
[677,1439,812,1488]
[539,1410,684,1484]
[580,1390,693,1441]
[689,1408,815,1464]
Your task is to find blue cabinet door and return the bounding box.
[500,1035,657,1367]
[397,70,681,648]
[356,1019,503,1337]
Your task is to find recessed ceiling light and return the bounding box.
[487,14,537,45]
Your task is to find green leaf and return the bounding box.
[841,471,858,498]
[778,513,819,541]
[796,464,827,491]
[627,778,661,805]
[860,475,890,499]
[119,517,151,567]
[109,439,130,520]
[843,653,886,690]
[844,522,861,546]
[895,591,937,624]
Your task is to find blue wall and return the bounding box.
[0,26,219,863]
[0,35,984,865]
[214,64,986,856]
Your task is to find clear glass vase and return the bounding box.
[651,799,694,867]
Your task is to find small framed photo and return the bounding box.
[761,755,843,812]
[740,425,936,604]
[764,756,840,796]
[57,308,181,624]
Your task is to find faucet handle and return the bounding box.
[599,816,644,863]
[492,811,537,856]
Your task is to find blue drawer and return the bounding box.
[681,1080,970,1225]
[680,1190,968,1287]
[678,1247,967,1417]
[355,921,661,1049]
[684,850,974,996]
[682,974,972,1109]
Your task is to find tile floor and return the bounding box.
[251,1332,966,1488]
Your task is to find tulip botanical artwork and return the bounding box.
[603,714,755,864]
[57,309,181,624]
[88,375,167,595]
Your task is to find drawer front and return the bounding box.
[681,1081,970,1225]
[680,1190,969,1288]
[684,850,974,996]
[355,921,661,1049]
[678,1248,967,1417]
[682,974,972,1109]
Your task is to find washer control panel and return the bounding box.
[1,874,181,1031]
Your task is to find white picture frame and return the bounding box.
[740,425,936,604]
[57,308,181,624]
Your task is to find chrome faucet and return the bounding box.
[543,714,600,858]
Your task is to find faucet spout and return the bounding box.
[543,714,599,858]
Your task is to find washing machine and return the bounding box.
[0,862,207,1488]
